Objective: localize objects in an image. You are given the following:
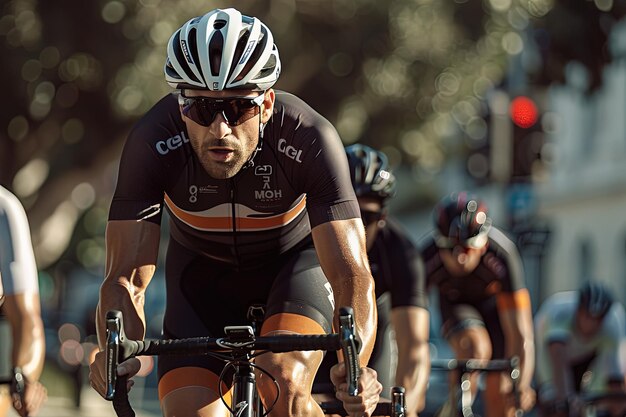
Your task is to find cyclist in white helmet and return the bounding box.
[535,281,626,417]
[0,185,46,417]
[88,8,381,417]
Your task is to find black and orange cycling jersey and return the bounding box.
[109,91,360,268]
[109,90,363,388]
[419,226,528,357]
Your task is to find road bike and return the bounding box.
[429,357,523,417]
[105,306,406,417]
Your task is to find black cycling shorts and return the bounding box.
[158,238,335,379]
[440,296,506,359]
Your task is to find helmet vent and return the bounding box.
[209,31,224,76]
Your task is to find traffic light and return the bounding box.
[509,95,544,182]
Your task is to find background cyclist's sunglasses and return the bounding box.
[434,230,489,250]
[360,209,383,225]
[179,93,264,126]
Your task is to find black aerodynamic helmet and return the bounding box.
[164,8,281,91]
[578,281,614,319]
[433,191,492,249]
[345,144,396,204]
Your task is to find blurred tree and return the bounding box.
[3,0,612,274]
[530,0,626,91]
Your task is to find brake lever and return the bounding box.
[338,306,361,397]
[105,310,123,401]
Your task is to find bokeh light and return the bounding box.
[510,96,538,128]
[58,322,81,343]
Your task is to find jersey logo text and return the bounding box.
[277,139,303,163]
[155,131,190,155]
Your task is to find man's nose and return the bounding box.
[208,112,232,137]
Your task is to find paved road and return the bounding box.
[6,386,161,417]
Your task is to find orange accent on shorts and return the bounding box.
[261,313,326,335]
[158,367,232,402]
[496,288,531,311]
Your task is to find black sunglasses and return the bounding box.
[179,92,265,126]
[360,209,383,225]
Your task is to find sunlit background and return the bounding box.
[1,0,626,415]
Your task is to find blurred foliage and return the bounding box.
[0,0,620,278]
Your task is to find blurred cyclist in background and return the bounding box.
[0,185,47,417]
[535,280,626,417]
[419,191,535,417]
[314,144,430,417]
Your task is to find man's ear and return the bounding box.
[260,89,275,123]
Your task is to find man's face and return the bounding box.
[439,244,486,276]
[358,198,384,251]
[575,308,604,339]
[179,89,274,179]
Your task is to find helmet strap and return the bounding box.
[240,118,265,170]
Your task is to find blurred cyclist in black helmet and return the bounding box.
[314,144,430,417]
[535,280,626,417]
[419,191,536,417]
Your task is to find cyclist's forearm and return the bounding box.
[519,320,536,389]
[395,344,430,414]
[391,307,430,412]
[332,275,377,364]
[5,294,45,380]
[96,279,148,349]
[518,340,535,389]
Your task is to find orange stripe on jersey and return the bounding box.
[261,313,326,335]
[164,194,232,230]
[158,366,232,400]
[496,288,531,311]
[164,193,307,231]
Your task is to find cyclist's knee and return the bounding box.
[450,327,492,359]
[161,386,228,417]
[159,367,230,417]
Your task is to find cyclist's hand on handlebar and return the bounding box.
[11,379,47,417]
[88,350,140,398]
[517,385,536,411]
[330,363,382,417]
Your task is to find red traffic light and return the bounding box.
[510,96,538,128]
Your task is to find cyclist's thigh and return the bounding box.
[262,244,334,335]
[441,302,493,359]
[159,367,231,417]
[573,352,598,392]
[257,245,333,394]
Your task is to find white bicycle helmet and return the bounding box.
[164,8,281,91]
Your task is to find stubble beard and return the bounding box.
[191,140,256,180]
